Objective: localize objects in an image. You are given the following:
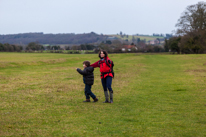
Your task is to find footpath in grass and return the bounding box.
[0,53,206,136]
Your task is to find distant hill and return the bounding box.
[0,32,108,45]
[109,34,165,42]
[0,32,167,45]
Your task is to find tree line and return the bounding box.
[0,43,23,52]
[0,40,165,53]
[165,2,206,54]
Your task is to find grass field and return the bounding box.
[0,53,206,136]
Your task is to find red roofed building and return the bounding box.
[122,45,138,51]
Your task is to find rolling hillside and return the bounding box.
[109,34,165,42]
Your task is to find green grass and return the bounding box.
[0,52,206,136]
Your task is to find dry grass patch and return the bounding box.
[185,69,206,72]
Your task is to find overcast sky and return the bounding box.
[0,0,203,35]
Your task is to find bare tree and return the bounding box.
[176,2,206,35]
[174,2,206,53]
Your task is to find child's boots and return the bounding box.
[93,98,98,102]
[83,99,91,102]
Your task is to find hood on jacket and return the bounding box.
[85,66,94,73]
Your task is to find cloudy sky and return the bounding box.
[0,0,203,35]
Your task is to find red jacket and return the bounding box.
[90,57,113,79]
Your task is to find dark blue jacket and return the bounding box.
[77,66,94,85]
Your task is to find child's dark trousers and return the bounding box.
[85,84,96,99]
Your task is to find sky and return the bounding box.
[0,0,203,35]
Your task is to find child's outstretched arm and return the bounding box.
[76,68,87,75]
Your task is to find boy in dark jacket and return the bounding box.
[76,61,98,102]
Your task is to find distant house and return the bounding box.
[149,40,159,45]
[159,38,166,44]
[149,38,165,45]
[122,45,138,51]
